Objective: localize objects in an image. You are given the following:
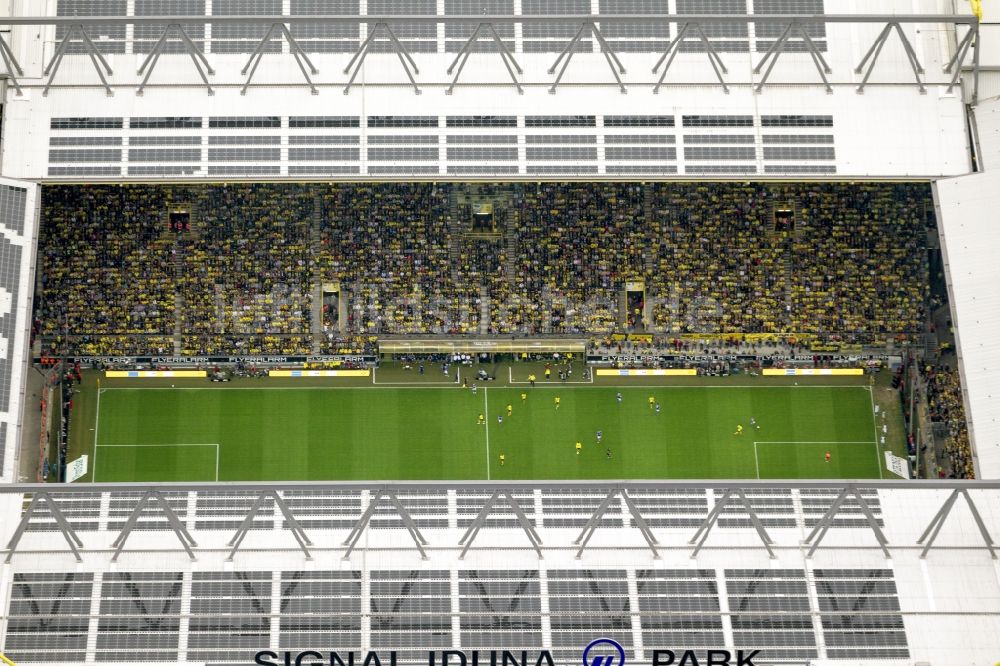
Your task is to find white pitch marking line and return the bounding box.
[752,441,875,444]
[100,383,873,391]
[752,441,878,479]
[754,440,761,479]
[484,387,491,480]
[92,386,102,481]
[95,443,220,482]
[868,386,884,480]
[95,443,220,446]
[368,381,462,386]
[371,365,459,386]
[508,377,593,385]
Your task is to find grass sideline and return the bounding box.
[66,363,907,482]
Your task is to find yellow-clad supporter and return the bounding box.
[38,182,930,357]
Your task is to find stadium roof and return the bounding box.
[0,480,998,665]
[0,179,37,484]
[0,12,983,97]
[0,1,983,181]
[935,171,1000,479]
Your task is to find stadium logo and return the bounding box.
[649,650,760,665]
[583,639,626,666]
[254,651,559,666]
[582,639,761,666]
[253,645,760,666]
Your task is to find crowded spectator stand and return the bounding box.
[38,182,931,359]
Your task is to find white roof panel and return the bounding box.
[0,481,997,665]
[934,171,1000,479]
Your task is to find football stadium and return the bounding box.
[0,1,999,665]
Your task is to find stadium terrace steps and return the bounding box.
[783,255,794,315]
[173,243,185,356]
[642,185,655,224]
[924,331,938,358]
[310,196,324,354]
[504,217,518,281]
[311,284,324,354]
[926,226,940,250]
[448,189,463,262]
[641,196,656,273]
[173,294,183,356]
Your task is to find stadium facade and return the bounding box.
[0,1,999,665]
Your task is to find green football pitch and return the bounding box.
[85,383,886,482]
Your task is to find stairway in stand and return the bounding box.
[504,206,518,281]
[783,254,795,320]
[771,200,801,322]
[172,240,185,356]
[166,202,200,356]
[924,329,939,359]
[310,195,324,354]
[449,186,467,263]
[643,184,657,275]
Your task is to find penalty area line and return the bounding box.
[94,443,220,482]
[868,385,884,480]
[484,387,491,480]
[92,386,102,481]
[752,440,878,480]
